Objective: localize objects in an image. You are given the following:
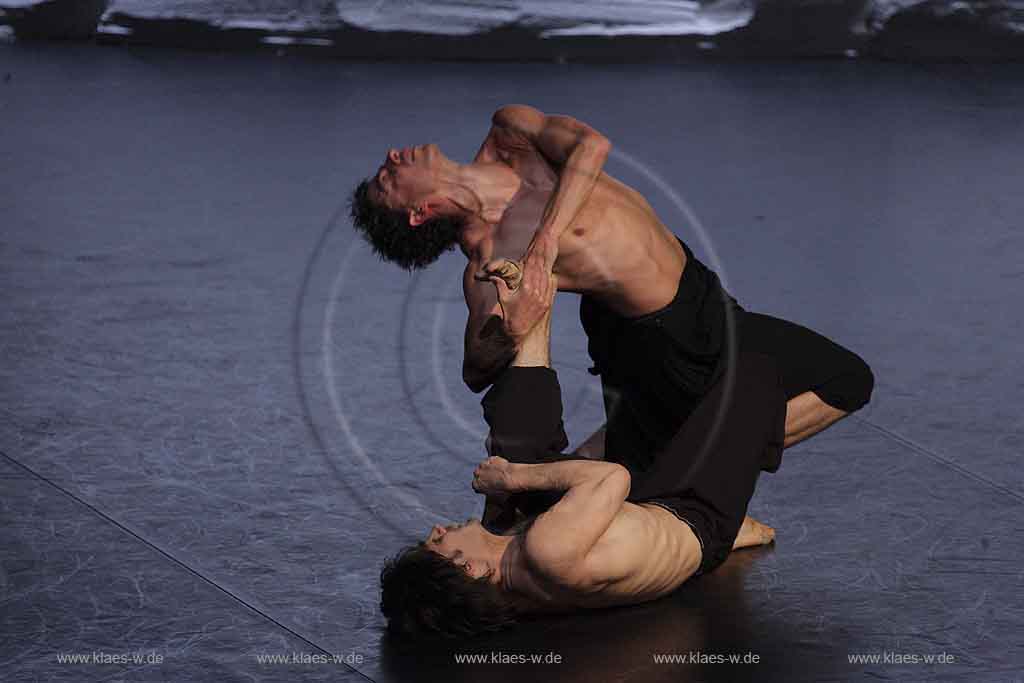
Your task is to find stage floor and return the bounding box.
[2,43,1023,682]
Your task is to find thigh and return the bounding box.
[740,312,862,401]
[481,367,569,463]
[599,374,661,472]
[630,352,788,572]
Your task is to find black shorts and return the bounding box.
[580,239,744,470]
[628,351,787,575]
[581,238,874,471]
[481,353,787,577]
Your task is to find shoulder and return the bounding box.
[521,525,603,592]
[473,106,542,165]
[492,104,546,131]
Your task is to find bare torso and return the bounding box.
[507,503,702,612]
[466,117,704,607]
[466,134,687,318]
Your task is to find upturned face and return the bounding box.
[350,141,462,270]
[367,143,446,217]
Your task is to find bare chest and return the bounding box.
[486,184,552,260]
[579,504,700,603]
[486,174,618,257]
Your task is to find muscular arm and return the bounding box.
[493,104,611,248]
[509,459,631,587]
[493,291,627,582]
[463,105,609,392]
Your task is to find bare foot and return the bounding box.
[732,516,776,550]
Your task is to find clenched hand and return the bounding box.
[475,235,558,343]
[472,456,517,498]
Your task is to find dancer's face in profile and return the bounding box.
[368,143,445,220]
[350,142,462,270]
[423,518,494,580]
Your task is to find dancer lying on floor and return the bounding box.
[380,280,784,642]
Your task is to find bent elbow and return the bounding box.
[591,134,611,153]
[607,463,631,499]
[585,134,611,162]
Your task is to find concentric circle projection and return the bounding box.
[295,146,740,537]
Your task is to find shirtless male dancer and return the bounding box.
[349,105,874,479]
[380,277,785,641]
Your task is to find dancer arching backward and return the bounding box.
[380,277,782,642]
[350,104,874,483]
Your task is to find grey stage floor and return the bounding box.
[1,43,1023,682]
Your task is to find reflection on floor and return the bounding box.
[2,42,1022,682]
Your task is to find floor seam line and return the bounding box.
[852,416,1024,505]
[0,448,378,683]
